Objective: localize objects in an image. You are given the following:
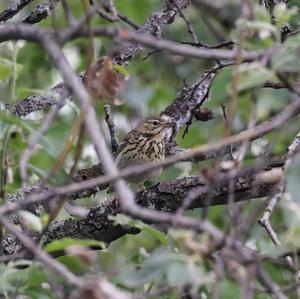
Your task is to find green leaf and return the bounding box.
[110,214,168,245]
[113,64,130,78]
[0,62,11,80]
[19,211,43,232]
[44,238,105,253]
[56,255,89,275]
[141,224,169,246]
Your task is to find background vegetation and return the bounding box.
[1,0,300,298]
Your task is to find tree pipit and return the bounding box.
[115,117,175,189]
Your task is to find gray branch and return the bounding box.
[0,0,34,23]
[112,0,192,65]
[43,167,280,247]
[161,71,215,128]
[11,80,73,116]
[23,0,61,24]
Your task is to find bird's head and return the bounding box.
[135,117,175,138]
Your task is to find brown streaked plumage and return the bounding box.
[115,117,174,184]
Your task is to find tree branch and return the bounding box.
[111,0,192,65]
[43,165,280,246]
[3,163,280,251]
[23,0,61,24]
[0,0,35,23]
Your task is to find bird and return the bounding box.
[115,117,175,187]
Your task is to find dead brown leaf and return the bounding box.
[83,56,127,105]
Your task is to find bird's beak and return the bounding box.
[164,122,176,128]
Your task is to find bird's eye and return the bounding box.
[152,120,159,126]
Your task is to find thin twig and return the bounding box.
[61,0,75,26]
[181,40,234,49]
[285,131,300,169]
[181,110,194,138]
[257,267,288,299]
[173,0,199,43]
[118,13,140,30]
[258,182,284,246]
[174,185,209,218]
[104,0,118,19]
[116,30,263,61]
[212,255,224,299]
[258,130,300,279]
[104,104,119,153]
[263,81,288,89]
[95,7,117,22]
[142,49,162,60]
[220,103,235,160]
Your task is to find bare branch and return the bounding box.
[11,79,74,117]
[257,267,288,299]
[2,164,281,248]
[115,30,264,62]
[104,105,119,153]
[112,0,192,64]
[285,131,300,169]
[258,130,300,279]
[174,0,199,43]
[263,81,288,89]
[0,0,35,23]
[258,182,284,246]
[22,0,61,24]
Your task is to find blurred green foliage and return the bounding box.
[1,0,300,298]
